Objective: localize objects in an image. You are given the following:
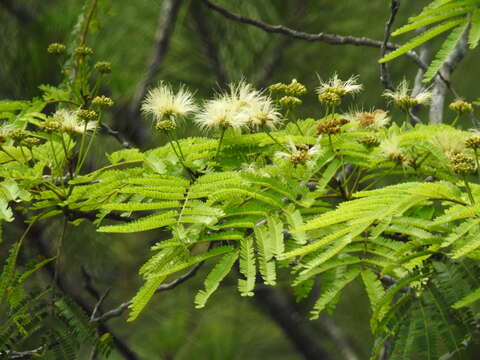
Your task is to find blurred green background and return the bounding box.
[2,0,479,359]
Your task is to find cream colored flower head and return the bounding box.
[383,80,431,110]
[379,135,409,165]
[195,82,282,131]
[316,74,363,98]
[194,95,245,130]
[356,109,390,130]
[53,109,96,134]
[142,82,197,122]
[433,131,466,158]
[239,93,282,130]
[275,138,321,166]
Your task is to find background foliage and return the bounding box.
[2,0,480,359]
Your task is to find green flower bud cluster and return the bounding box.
[316,117,348,135]
[75,46,93,57]
[47,43,66,55]
[466,135,480,150]
[156,119,176,132]
[40,120,62,133]
[318,91,342,107]
[92,96,114,108]
[389,152,408,166]
[78,109,98,121]
[21,136,41,148]
[449,100,473,114]
[269,79,307,97]
[290,149,310,165]
[94,61,112,74]
[449,152,475,174]
[10,130,28,142]
[279,96,302,107]
[359,134,380,148]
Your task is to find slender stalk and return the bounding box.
[328,134,334,151]
[463,175,475,205]
[28,147,35,163]
[451,113,461,127]
[474,149,480,178]
[60,133,70,161]
[91,159,144,173]
[214,127,226,160]
[288,109,304,136]
[75,121,89,174]
[263,127,290,152]
[173,138,185,160]
[18,145,28,163]
[76,121,100,175]
[48,134,62,172]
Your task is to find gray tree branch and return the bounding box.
[24,219,140,360]
[429,27,469,124]
[190,1,228,88]
[380,0,400,90]
[92,261,204,322]
[0,0,35,24]
[201,0,425,68]
[254,286,331,360]
[256,1,309,88]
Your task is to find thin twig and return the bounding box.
[190,1,228,87]
[92,262,204,322]
[201,0,425,68]
[90,289,111,321]
[380,0,400,90]
[257,1,309,88]
[100,123,132,149]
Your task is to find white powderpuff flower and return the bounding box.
[194,95,246,131]
[379,135,408,164]
[54,109,96,134]
[383,80,431,109]
[433,132,466,157]
[356,109,391,130]
[195,82,282,131]
[142,82,197,122]
[316,73,363,97]
[238,95,282,130]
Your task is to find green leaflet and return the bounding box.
[238,237,256,296]
[310,266,362,319]
[423,22,469,82]
[379,19,466,63]
[255,222,277,285]
[147,246,235,279]
[452,286,480,308]
[128,275,167,321]
[101,200,182,211]
[468,8,480,48]
[361,269,385,316]
[392,6,474,36]
[98,211,178,233]
[194,250,239,309]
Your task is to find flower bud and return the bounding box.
[92,95,114,108]
[47,43,66,55]
[94,61,112,74]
